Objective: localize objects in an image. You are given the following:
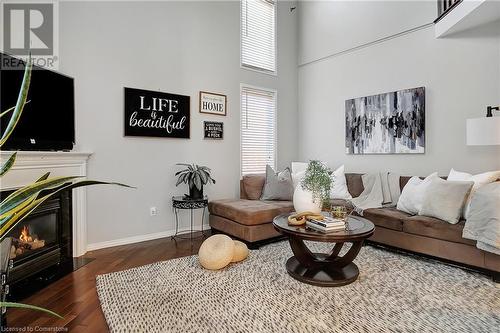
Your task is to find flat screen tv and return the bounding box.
[0,52,75,151]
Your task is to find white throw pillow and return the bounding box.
[397,173,438,214]
[463,182,500,253]
[291,162,308,188]
[419,177,474,224]
[447,169,500,218]
[291,162,308,175]
[330,165,352,200]
[292,170,305,188]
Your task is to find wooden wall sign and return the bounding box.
[204,121,223,139]
[124,87,190,138]
[199,91,227,116]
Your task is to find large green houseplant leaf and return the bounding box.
[0,56,132,319]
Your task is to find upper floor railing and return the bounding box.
[435,0,462,22]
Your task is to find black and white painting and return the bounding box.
[345,87,425,154]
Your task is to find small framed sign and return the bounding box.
[199,91,227,116]
[124,87,190,138]
[204,121,223,139]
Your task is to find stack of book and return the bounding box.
[306,216,345,233]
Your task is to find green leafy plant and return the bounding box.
[300,160,333,207]
[0,56,132,319]
[175,163,215,198]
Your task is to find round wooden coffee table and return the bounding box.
[273,213,374,287]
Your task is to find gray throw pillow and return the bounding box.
[260,165,293,201]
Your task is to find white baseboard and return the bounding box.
[86,224,211,252]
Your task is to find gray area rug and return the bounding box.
[96,241,499,333]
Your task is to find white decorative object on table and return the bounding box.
[293,183,322,214]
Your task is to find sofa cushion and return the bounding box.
[260,165,293,201]
[400,176,413,191]
[330,165,352,200]
[419,177,473,224]
[208,199,294,226]
[241,174,265,200]
[363,207,411,231]
[345,173,364,198]
[402,215,476,246]
[329,199,353,208]
[448,168,500,218]
[209,215,282,242]
[400,175,448,191]
[397,173,439,214]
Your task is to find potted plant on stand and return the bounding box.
[293,160,332,214]
[175,164,215,199]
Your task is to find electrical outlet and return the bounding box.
[150,207,158,216]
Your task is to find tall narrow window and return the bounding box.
[240,85,277,175]
[241,0,276,74]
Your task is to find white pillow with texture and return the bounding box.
[447,168,500,218]
[397,173,438,214]
[330,165,352,200]
[419,177,474,224]
[291,162,308,188]
[291,162,308,175]
[292,170,306,188]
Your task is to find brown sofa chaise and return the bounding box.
[208,173,500,279]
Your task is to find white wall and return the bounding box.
[298,1,500,175]
[298,0,435,65]
[59,1,298,247]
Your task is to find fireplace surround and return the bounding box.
[0,151,91,307]
[0,151,92,257]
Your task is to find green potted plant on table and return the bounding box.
[0,56,131,323]
[175,164,215,199]
[293,160,332,213]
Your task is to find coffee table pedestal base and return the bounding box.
[286,254,359,287]
[273,214,374,288]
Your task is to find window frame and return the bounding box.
[240,0,278,77]
[240,83,278,177]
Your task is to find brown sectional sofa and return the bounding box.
[208,199,291,242]
[209,173,500,279]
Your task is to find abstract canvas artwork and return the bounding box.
[345,87,425,154]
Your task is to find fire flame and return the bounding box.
[19,225,33,242]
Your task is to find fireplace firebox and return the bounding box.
[0,189,72,296]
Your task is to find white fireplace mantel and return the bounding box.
[1,151,93,257]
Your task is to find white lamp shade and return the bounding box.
[466,117,500,145]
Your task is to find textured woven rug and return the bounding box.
[96,241,499,333]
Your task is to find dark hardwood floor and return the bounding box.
[6,232,210,332]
